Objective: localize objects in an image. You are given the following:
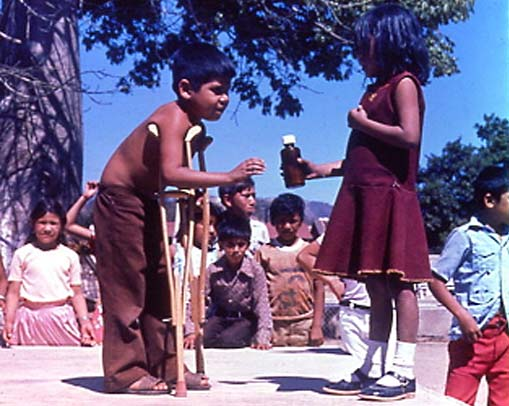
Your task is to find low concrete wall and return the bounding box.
[323,288,452,342]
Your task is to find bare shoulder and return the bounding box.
[149,101,192,138]
[395,76,419,93]
[394,76,420,105]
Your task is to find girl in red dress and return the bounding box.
[302,4,431,401]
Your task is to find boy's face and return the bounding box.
[183,77,230,121]
[273,213,302,245]
[224,187,256,218]
[193,213,218,249]
[220,238,249,269]
[488,191,509,227]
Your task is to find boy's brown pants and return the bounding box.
[94,185,177,392]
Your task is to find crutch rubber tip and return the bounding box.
[174,381,187,397]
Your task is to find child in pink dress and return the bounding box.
[2,199,95,346]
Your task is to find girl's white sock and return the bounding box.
[359,339,388,379]
[390,340,416,380]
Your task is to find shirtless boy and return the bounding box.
[94,43,265,395]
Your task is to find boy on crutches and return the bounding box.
[93,43,265,396]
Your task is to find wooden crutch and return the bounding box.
[191,146,211,375]
[148,123,204,397]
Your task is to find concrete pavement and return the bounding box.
[0,342,483,406]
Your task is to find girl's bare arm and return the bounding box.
[71,285,96,346]
[2,281,21,344]
[298,159,344,179]
[348,78,422,149]
[65,181,98,240]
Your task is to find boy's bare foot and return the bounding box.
[168,371,211,390]
[121,375,168,395]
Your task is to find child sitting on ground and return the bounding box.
[256,193,324,346]
[429,165,509,406]
[65,180,103,344]
[218,177,269,256]
[2,199,95,346]
[203,213,272,349]
[175,199,222,349]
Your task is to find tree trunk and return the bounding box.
[0,0,82,261]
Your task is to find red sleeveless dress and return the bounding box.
[315,72,431,282]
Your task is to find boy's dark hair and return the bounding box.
[194,200,223,222]
[26,199,67,244]
[175,200,223,244]
[171,43,236,93]
[218,177,255,202]
[269,193,305,225]
[473,165,509,208]
[217,212,251,242]
[354,3,430,84]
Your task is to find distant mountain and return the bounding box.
[253,197,332,225]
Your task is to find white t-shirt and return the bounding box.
[173,243,219,277]
[249,218,270,256]
[8,243,82,302]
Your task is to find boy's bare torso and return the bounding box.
[100,101,192,196]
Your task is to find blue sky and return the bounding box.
[81,1,508,204]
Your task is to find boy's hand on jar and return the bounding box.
[230,158,266,181]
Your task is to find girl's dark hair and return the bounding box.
[217,212,251,242]
[269,193,305,225]
[171,43,236,93]
[354,3,430,84]
[473,165,509,208]
[26,199,67,244]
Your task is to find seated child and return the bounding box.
[203,213,272,349]
[173,199,222,349]
[65,180,103,343]
[2,199,95,346]
[429,165,509,406]
[218,177,269,256]
[256,193,322,346]
[174,196,222,280]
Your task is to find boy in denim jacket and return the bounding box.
[429,165,509,406]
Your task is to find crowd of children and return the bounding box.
[0,3,507,404]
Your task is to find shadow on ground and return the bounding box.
[62,376,104,393]
[255,376,330,393]
[274,346,348,355]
